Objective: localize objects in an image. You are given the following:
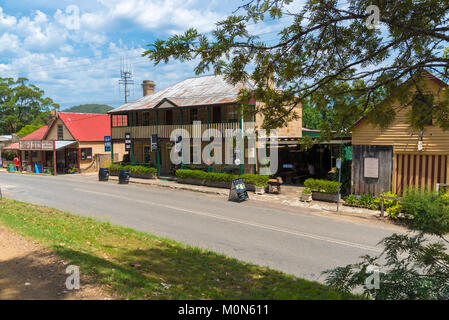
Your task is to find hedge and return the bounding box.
[109,164,157,175]
[175,169,269,187]
[304,178,340,194]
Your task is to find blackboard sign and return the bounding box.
[125,133,131,151]
[228,178,249,202]
[151,134,158,152]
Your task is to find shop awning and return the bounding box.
[54,140,77,150]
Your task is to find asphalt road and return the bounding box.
[0,173,402,282]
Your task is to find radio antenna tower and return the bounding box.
[119,57,134,104]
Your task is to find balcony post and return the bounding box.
[239,105,243,175]
[207,106,211,172]
[180,108,184,169]
[110,115,114,163]
[156,110,160,177]
[130,113,135,165]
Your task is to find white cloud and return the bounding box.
[0,33,20,53]
[0,6,17,30]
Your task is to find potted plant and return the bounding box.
[300,187,312,202]
[254,182,266,195]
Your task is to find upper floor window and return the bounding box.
[190,108,198,124]
[213,106,221,123]
[57,125,64,140]
[143,112,150,126]
[166,110,173,125]
[112,114,128,127]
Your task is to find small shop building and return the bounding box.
[4,112,126,174]
[351,72,449,195]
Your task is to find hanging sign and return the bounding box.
[125,133,131,151]
[228,178,249,203]
[151,134,158,152]
[104,136,111,152]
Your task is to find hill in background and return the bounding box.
[64,104,114,114]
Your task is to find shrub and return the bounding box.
[358,194,377,210]
[386,203,403,219]
[302,187,311,195]
[374,191,399,210]
[402,189,449,236]
[344,194,358,205]
[108,164,156,175]
[240,174,269,187]
[175,169,207,180]
[175,170,269,186]
[304,178,339,194]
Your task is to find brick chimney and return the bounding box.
[142,80,155,96]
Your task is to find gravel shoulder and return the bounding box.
[0,225,112,300]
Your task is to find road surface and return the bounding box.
[0,173,401,282]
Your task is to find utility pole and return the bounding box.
[119,57,134,104]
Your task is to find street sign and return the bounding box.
[228,178,249,203]
[151,134,158,152]
[125,133,131,151]
[336,158,341,169]
[104,136,111,152]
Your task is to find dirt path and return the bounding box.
[0,225,113,300]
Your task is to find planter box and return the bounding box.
[177,178,205,186]
[109,171,156,179]
[205,180,232,188]
[255,186,265,195]
[311,191,339,202]
[300,193,312,202]
[131,172,156,179]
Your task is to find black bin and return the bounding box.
[99,168,109,181]
[118,169,130,184]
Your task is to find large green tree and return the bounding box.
[0,77,59,135]
[143,0,449,139]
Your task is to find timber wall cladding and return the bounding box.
[352,145,393,195]
[393,153,448,194]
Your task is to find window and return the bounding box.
[190,108,198,124]
[80,148,92,161]
[112,114,128,127]
[57,125,63,140]
[144,146,151,163]
[143,112,150,126]
[166,110,173,125]
[213,106,221,123]
[228,105,238,122]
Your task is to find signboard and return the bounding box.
[104,136,111,152]
[336,158,342,169]
[364,157,379,178]
[151,134,158,152]
[19,140,54,150]
[125,133,131,151]
[228,178,249,203]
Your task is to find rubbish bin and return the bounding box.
[99,168,109,181]
[118,169,130,184]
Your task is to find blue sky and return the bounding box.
[0,0,297,109]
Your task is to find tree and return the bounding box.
[324,189,449,299]
[64,104,113,114]
[16,124,44,138]
[0,77,59,135]
[143,0,449,139]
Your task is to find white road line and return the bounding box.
[74,187,382,253]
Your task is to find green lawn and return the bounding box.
[0,198,360,300]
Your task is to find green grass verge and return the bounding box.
[0,198,360,300]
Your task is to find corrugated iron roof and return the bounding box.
[110,75,255,113]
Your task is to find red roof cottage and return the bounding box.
[5,111,126,174]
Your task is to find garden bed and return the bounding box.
[108,165,157,180]
[311,191,339,202]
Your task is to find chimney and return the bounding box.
[142,80,155,96]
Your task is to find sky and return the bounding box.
[0,0,297,109]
